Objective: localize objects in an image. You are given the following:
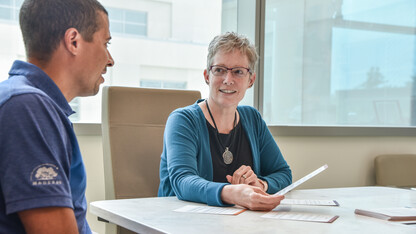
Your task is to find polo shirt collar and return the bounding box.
[8,60,75,117]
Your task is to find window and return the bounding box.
[69,98,81,122]
[0,0,225,123]
[107,7,147,37]
[2,0,415,132]
[77,0,224,122]
[263,0,416,127]
[0,0,22,22]
[140,80,187,89]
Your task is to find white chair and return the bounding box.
[101,86,201,234]
[374,154,416,188]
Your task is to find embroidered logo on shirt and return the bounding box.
[30,164,63,186]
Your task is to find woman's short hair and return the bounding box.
[206,32,258,72]
[19,0,107,63]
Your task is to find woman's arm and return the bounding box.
[220,184,284,210]
[164,110,229,206]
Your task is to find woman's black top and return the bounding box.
[206,118,253,183]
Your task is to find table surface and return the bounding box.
[90,186,416,234]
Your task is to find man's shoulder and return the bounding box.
[0,76,47,107]
[0,82,62,132]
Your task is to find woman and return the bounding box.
[158,32,292,210]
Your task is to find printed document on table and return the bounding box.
[262,211,339,223]
[174,205,246,215]
[281,199,339,206]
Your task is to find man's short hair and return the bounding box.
[207,32,259,72]
[19,0,108,63]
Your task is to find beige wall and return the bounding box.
[77,136,107,234]
[277,136,416,189]
[78,134,416,234]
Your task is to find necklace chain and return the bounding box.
[205,100,237,163]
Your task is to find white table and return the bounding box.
[90,186,416,233]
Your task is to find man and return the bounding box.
[0,0,114,233]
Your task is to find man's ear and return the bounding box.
[64,28,81,55]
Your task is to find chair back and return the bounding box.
[102,86,201,200]
[375,154,416,187]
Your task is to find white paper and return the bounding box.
[275,164,328,196]
[281,199,339,206]
[262,211,338,223]
[174,205,246,215]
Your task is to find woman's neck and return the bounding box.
[203,99,239,134]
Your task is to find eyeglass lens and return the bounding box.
[211,65,249,77]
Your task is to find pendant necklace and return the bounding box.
[205,99,237,165]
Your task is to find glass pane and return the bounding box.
[15,0,23,6]
[264,0,416,127]
[163,81,187,89]
[221,0,237,32]
[0,0,11,6]
[124,23,146,36]
[107,7,123,21]
[140,80,162,88]
[109,21,124,34]
[0,7,11,20]
[342,0,415,27]
[331,29,414,126]
[125,10,146,24]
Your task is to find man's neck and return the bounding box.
[28,56,75,102]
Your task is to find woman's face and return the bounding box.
[204,49,255,109]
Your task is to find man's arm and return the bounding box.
[18,207,78,234]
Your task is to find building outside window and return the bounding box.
[264,0,416,127]
[0,0,22,22]
[107,7,148,37]
[140,79,187,89]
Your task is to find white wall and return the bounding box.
[78,133,416,233]
[0,24,25,83]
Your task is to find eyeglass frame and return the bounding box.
[209,65,253,78]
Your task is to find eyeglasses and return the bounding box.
[209,65,252,78]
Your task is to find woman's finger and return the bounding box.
[232,166,250,184]
[242,171,256,184]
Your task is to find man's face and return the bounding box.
[77,11,114,97]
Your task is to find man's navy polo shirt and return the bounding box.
[0,60,91,233]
